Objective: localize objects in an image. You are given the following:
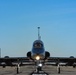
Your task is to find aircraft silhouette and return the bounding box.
[0,27,76,74]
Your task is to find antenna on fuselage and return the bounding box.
[38,27,41,40]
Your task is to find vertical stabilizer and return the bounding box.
[38,27,41,40]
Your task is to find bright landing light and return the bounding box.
[35,56,40,60]
[38,63,42,67]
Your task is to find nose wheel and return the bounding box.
[36,66,42,73]
[30,66,48,75]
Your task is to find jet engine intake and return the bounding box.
[45,51,50,59]
[27,51,31,58]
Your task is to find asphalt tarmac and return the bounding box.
[0,65,76,75]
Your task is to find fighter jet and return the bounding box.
[0,27,76,74]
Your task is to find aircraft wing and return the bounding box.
[45,57,76,66]
[0,57,32,62]
[0,57,34,67]
[47,57,76,62]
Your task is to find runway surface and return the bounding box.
[0,65,76,75]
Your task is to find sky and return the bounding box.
[0,0,76,57]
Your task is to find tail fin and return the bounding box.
[38,27,41,40]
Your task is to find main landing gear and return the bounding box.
[57,64,60,74]
[17,63,20,74]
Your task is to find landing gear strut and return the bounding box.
[57,64,60,74]
[30,62,48,75]
[36,66,42,73]
[17,64,20,74]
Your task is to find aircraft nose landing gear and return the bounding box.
[36,66,42,73]
[36,63,42,72]
[30,63,48,75]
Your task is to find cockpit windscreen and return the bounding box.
[34,43,42,48]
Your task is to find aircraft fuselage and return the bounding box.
[31,40,45,60]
